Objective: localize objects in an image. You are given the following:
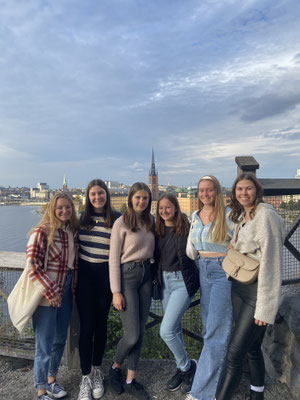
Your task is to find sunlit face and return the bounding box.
[198,180,217,207]
[89,185,107,213]
[55,198,73,224]
[158,198,176,225]
[235,179,257,209]
[131,190,149,214]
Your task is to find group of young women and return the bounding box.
[24,172,285,400]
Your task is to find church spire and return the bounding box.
[62,174,67,191]
[150,148,157,176]
[148,149,159,201]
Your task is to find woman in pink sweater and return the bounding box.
[109,182,155,400]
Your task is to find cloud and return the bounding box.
[0,0,300,187]
[239,94,300,122]
[0,143,31,160]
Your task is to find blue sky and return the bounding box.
[1,0,300,189]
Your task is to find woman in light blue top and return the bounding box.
[185,175,235,400]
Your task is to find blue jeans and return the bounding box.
[190,257,233,400]
[160,271,192,372]
[32,270,73,389]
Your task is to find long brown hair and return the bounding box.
[32,192,79,245]
[81,179,115,229]
[123,182,153,232]
[155,193,189,237]
[198,175,227,243]
[230,172,264,223]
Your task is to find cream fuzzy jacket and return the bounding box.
[233,203,285,324]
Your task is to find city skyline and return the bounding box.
[1,1,300,188]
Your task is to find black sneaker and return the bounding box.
[124,379,151,400]
[166,369,183,391]
[181,359,197,394]
[245,391,264,400]
[109,365,123,394]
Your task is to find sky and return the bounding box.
[1,0,300,189]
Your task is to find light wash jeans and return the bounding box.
[190,256,233,400]
[160,271,192,372]
[32,270,73,389]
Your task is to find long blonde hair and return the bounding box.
[198,175,227,243]
[31,192,79,245]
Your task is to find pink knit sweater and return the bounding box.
[109,216,155,293]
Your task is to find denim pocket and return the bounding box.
[121,262,136,273]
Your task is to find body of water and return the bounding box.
[0,206,41,252]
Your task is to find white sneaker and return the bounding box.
[77,375,92,400]
[185,394,197,400]
[91,367,105,399]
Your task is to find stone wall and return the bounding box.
[263,293,300,400]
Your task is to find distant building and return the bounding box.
[105,181,121,189]
[110,195,128,212]
[149,149,159,201]
[296,169,300,179]
[151,200,158,215]
[177,191,198,216]
[37,182,49,191]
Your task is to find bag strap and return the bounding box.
[232,220,243,245]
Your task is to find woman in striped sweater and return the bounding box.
[76,179,121,400]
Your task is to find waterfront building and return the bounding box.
[37,182,49,191]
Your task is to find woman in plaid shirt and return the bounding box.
[26,192,79,400]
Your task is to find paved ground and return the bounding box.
[0,356,294,400]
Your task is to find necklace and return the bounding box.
[202,208,213,215]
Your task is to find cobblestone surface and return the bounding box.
[0,357,294,400]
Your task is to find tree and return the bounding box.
[120,203,127,214]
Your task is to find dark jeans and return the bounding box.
[114,260,152,371]
[76,259,112,375]
[216,280,266,400]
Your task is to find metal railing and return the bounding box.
[0,198,299,363]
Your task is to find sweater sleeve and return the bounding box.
[109,217,125,293]
[186,212,198,260]
[26,227,61,301]
[254,234,283,324]
[254,212,285,324]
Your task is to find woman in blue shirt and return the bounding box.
[185,175,235,400]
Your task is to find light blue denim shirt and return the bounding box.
[186,207,235,258]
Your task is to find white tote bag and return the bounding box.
[7,247,49,333]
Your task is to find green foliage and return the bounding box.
[105,292,203,360]
[120,203,127,214]
[280,200,300,210]
[74,195,81,204]
[78,204,85,212]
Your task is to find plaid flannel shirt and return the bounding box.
[26,225,78,304]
